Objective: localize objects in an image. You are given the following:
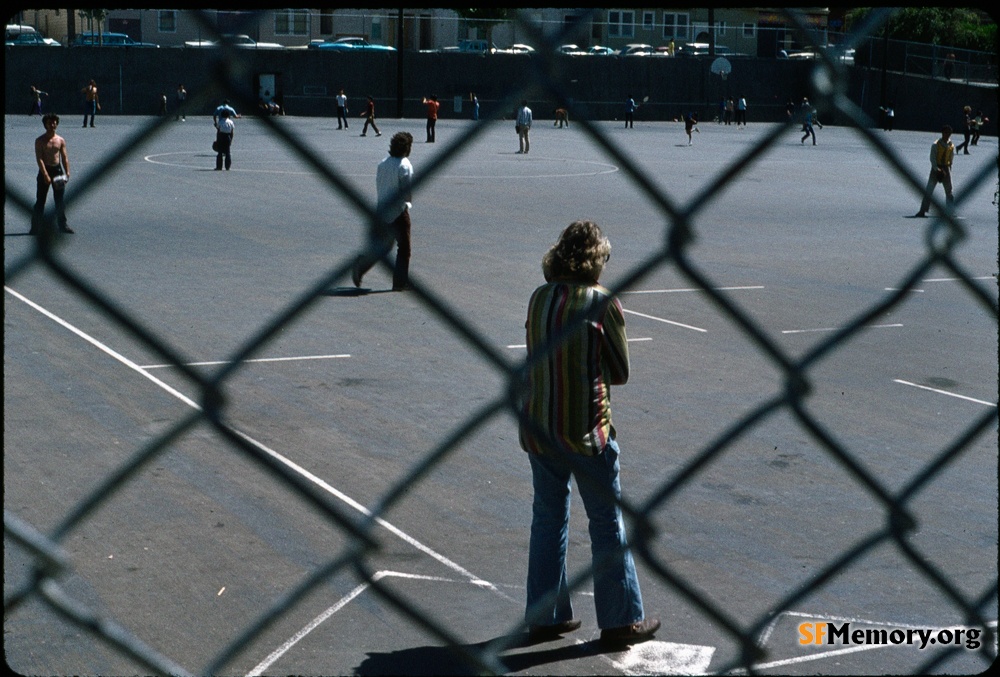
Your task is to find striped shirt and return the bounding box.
[519,282,629,456]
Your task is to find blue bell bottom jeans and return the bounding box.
[526,438,645,630]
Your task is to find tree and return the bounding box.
[77,9,109,41]
[845,7,995,52]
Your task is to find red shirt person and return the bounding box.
[423,95,440,143]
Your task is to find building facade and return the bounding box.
[11,8,829,55]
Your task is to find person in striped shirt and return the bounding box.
[519,220,660,646]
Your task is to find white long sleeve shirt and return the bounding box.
[376,155,413,221]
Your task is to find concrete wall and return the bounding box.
[6,47,996,132]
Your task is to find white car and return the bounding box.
[185,34,284,49]
[496,43,534,54]
[557,44,587,55]
[587,45,614,56]
[619,43,654,56]
[225,34,284,48]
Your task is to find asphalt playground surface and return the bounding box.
[4,111,998,676]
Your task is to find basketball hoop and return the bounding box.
[711,56,732,81]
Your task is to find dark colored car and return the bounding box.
[72,32,159,47]
[309,37,396,51]
[6,31,59,46]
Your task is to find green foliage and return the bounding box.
[845,7,996,52]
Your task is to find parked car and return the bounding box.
[5,24,37,40]
[6,31,58,46]
[587,45,615,56]
[444,39,496,54]
[677,42,733,57]
[72,32,158,47]
[221,34,284,49]
[496,43,534,54]
[827,44,855,65]
[183,34,284,48]
[619,43,654,56]
[557,44,587,55]
[308,37,395,51]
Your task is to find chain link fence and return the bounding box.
[5,8,998,675]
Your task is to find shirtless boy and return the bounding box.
[82,79,99,127]
[32,113,73,234]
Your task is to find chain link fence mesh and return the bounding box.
[5,8,998,675]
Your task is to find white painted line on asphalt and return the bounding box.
[254,572,717,676]
[739,642,895,672]
[248,571,464,676]
[610,640,716,675]
[922,276,996,282]
[623,309,707,332]
[12,285,719,676]
[144,152,619,179]
[5,285,514,609]
[507,337,652,349]
[140,354,351,369]
[5,286,201,410]
[621,286,764,294]
[893,379,997,407]
[248,581,370,677]
[781,323,903,334]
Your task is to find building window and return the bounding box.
[662,12,689,41]
[743,23,756,38]
[642,12,654,31]
[717,20,728,37]
[157,10,176,33]
[371,18,381,41]
[275,9,309,36]
[608,11,634,38]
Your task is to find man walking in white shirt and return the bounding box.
[352,132,414,291]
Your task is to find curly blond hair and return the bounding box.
[541,220,611,283]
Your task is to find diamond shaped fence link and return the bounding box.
[4,7,997,676]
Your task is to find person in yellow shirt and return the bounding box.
[915,125,955,217]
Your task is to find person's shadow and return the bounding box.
[324,286,394,297]
[354,632,619,675]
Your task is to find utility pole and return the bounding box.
[396,7,404,117]
[708,8,715,56]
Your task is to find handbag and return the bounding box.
[212,140,219,152]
